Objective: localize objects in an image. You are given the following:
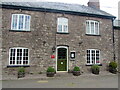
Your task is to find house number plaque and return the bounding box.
[70,51,76,59]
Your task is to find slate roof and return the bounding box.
[1,2,116,19]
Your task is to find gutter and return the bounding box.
[112,18,116,61]
[113,26,120,30]
[1,4,116,20]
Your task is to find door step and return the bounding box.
[55,72,73,77]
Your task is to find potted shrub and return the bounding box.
[46,67,55,77]
[109,61,117,74]
[72,66,81,76]
[91,65,100,75]
[18,67,25,78]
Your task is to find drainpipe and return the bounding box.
[112,18,116,61]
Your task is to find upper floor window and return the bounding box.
[86,49,100,65]
[86,20,99,35]
[9,47,29,65]
[57,17,68,33]
[11,14,31,31]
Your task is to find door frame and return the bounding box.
[56,46,68,72]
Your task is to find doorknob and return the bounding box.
[61,62,63,64]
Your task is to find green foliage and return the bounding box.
[91,65,99,71]
[18,67,25,73]
[109,61,117,69]
[47,67,55,72]
[73,66,80,71]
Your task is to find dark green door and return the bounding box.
[57,48,67,71]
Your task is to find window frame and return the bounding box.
[9,47,29,66]
[86,20,100,35]
[11,14,31,31]
[57,17,68,33]
[86,49,100,65]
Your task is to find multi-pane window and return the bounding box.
[86,20,99,35]
[87,49,100,65]
[9,48,29,65]
[57,17,68,33]
[11,14,31,31]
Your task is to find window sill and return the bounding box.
[56,32,69,34]
[85,34,101,36]
[7,65,30,67]
[9,30,31,32]
[85,64,102,66]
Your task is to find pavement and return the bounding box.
[1,71,118,88]
[2,71,118,80]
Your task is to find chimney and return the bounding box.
[88,0,100,9]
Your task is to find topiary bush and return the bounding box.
[73,66,80,71]
[109,61,117,69]
[18,67,25,73]
[46,67,55,72]
[91,65,100,75]
[109,61,117,74]
[73,66,81,76]
[46,67,55,77]
[18,67,25,78]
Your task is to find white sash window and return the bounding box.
[57,17,68,33]
[87,49,100,65]
[11,14,31,31]
[86,20,99,35]
[9,48,29,65]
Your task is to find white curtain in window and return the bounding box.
[11,14,31,31]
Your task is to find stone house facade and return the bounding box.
[1,1,117,76]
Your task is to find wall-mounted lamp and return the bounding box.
[52,46,56,53]
[43,41,46,46]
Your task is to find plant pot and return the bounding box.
[109,67,117,74]
[92,70,99,75]
[46,72,55,77]
[18,72,25,78]
[73,71,81,76]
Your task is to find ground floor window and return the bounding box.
[9,47,29,65]
[87,49,100,65]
